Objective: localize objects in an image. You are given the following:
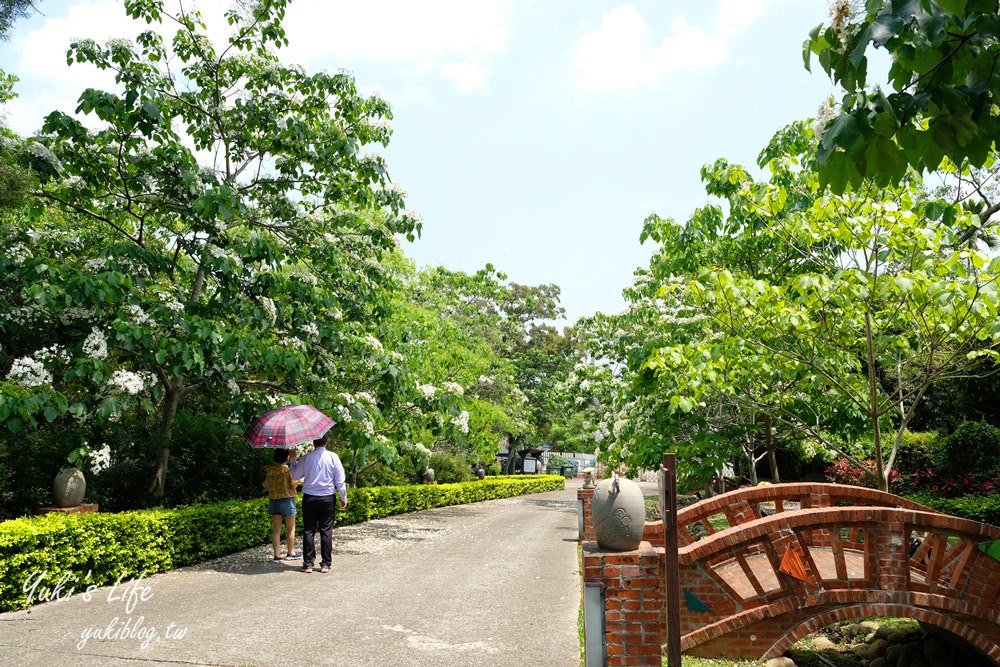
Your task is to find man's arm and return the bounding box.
[332,454,348,508]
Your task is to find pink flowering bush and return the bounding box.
[824,459,880,488]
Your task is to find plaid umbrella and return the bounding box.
[245,404,335,449]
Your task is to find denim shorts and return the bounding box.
[268,497,297,517]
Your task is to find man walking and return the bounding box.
[289,434,348,573]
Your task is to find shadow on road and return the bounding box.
[523,498,575,514]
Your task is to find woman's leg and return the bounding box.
[284,515,296,555]
[271,514,283,558]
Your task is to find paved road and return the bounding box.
[0,480,584,667]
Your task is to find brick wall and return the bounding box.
[578,487,595,542]
[583,541,665,666]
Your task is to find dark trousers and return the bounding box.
[302,493,335,567]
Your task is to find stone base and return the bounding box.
[37,503,99,515]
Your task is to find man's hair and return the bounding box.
[314,434,329,446]
[273,448,290,463]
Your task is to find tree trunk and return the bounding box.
[765,414,780,483]
[149,379,183,498]
[746,445,759,486]
[503,433,519,475]
[864,310,889,492]
[148,264,205,498]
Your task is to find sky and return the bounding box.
[0,0,842,325]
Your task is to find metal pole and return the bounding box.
[660,453,681,667]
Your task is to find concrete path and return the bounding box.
[0,480,584,667]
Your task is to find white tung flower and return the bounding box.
[82,328,108,360]
[260,297,276,326]
[126,304,150,326]
[443,381,464,396]
[8,244,31,265]
[90,443,111,474]
[5,357,52,387]
[363,334,383,352]
[108,369,155,395]
[26,141,60,170]
[106,37,134,51]
[301,322,320,340]
[33,344,69,364]
[813,95,838,138]
[450,410,470,434]
[418,383,436,399]
[279,336,306,351]
[335,405,352,423]
[226,379,240,395]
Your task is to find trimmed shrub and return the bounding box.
[905,493,1000,528]
[938,420,1000,478]
[895,431,940,476]
[428,451,473,484]
[0,474,564,611]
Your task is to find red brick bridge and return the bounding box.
[580,482,1000,666]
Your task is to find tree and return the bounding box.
[0,0,35,40]
[378,259,529,477]
[2,0,419,498]
[0,72,31,210]
[644,123,1000,491]
[806,0,1000,192]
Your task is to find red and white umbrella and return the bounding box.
[245,404,334,449]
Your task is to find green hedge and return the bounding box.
[0,475,564,611]
[905,493,1000,528]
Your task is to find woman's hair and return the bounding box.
[273,448,290,464]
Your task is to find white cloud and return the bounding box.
[574,1,771,94]
[439,62,490,94]
[282,0,515,94]
[4,0,235,134]
[2,0,511,134]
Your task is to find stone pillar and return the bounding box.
[583,541,665,666]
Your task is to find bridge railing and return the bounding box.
[677,505,1000,636]
[675,482,931,547]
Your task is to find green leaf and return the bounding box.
[864,136,906,185]
[820,113,863,158]
[934,0,967,15]
[819,151,862,193]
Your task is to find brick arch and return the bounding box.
[764,603,1000,661]
[670,485,1000,664]
[578,482,1000,666]
[678,589,999,655]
